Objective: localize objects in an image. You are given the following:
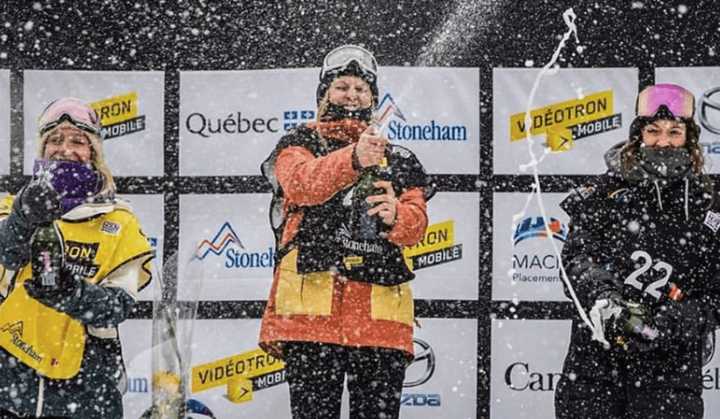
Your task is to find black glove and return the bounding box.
[651,299,706,343]
[24,268,80,310]
[13,177,62,228]
[609,300,660,352]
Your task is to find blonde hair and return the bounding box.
[38,122,116,197]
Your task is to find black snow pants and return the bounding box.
[555,324,704,419]
[283,341,408,419]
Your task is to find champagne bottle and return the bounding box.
[30,222,65,289]
[350,158,388,240]
[620,302,659,341]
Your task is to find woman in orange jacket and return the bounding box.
[259,45,431,419]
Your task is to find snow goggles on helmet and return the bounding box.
[38,97,102,137]
[636,83,695,119]
[320,44,378,81]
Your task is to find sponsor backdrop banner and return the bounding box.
[122,318,477,419]
[0,70,8,176]
[178,192,477,301]
[489,320,720,419]
[493,68,638,175]
[178,194,275,301]
[490,319,570,419]
[118,194,164,301]
[22,70,165,176]
[409,192,479,300]
[179,67,478,176]
[179,69,317,176]
[121,320,153,419]
[656,67,720,174]
[492,192,569,302]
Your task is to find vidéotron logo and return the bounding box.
[403,220,463,270]
[196,222,274,269]
[509,90,622,152]
[90,92,146,140]
[401,338,441,407]
[379,93,468,142]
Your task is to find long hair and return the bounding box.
[621,117,704,175]
[38,122,116,197]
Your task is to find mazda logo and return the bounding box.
[403,338,436,387]
[700,86,720,135]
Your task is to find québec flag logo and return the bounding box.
[196,222,245,260]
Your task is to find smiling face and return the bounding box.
[640,119,687,149]
[327,75,373,111]
[42,122,94,163]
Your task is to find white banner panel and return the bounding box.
[118,194,164,301]
[490,319,570,419]
[380,67,479,174]
[179,67,479,176]
[704,330,720,417]
[410,192,478,300]
[121,320,153,419]
[492,192,569,301]
[121,318,477,418]
[656,67,720,174]
[178,194,275,301]
[398,318,477,419]
[0,70,9,175]
[179,69,316,176]
[490,320,720,419]
[493,68,638,175]
[23,70,164,176]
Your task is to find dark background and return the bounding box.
[2,1,719,417]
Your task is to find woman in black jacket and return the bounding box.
[555,84,720,419]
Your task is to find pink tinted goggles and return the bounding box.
[636,83,695,119]
[38,97,102,136]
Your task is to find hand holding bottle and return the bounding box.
[355,125,387,168]
[366,181,398,226]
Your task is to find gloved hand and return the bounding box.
[651,299,705,344]
[589,291,659,352]
[13,176,62,228]
[24,268,81,309]
[609,300,659,352]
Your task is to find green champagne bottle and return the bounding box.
[351,158,388,240]
[30,222,65,289]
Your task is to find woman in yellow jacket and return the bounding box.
[0,98,153,418]
[260,45,431,419]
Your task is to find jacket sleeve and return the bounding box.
[0,196,33,270]
[276,145,360,206]
[26,212,153,328]
[560,185,622,308]
[387,187,428,246]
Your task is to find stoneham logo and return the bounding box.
[379,93,468,142]
[196,222,274,269]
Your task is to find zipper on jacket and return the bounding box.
[36,376,45,417]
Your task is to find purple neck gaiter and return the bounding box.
[33,159,101,214]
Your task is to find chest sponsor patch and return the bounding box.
[101,221,121,235]
[704,211,720,233]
